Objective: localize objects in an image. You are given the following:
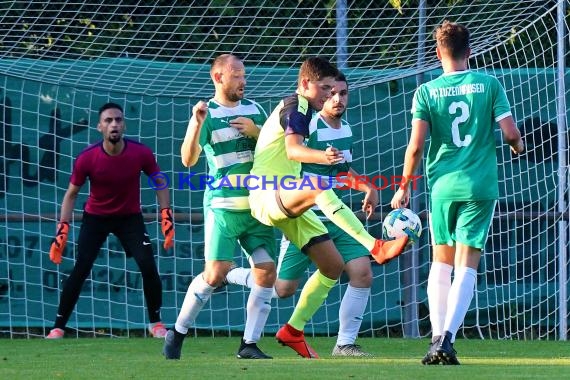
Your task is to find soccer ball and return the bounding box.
[382,208,422,245]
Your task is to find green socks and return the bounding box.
[288,270,337,331]
[314,189,375,250]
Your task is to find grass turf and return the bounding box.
[1,336,569,379]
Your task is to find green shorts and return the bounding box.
[249,189,329,250]
[277,220,370,280]
[204,207,277,261]
[429,199,496,249]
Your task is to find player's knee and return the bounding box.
[274,280,297,298]
[274,286,295,299]
[253,267,277,287]
[202,269,226,287]
[349,271,373,288]
[319,259,344,280]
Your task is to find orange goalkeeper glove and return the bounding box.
[49,221,69,264]
[161,208,174,250]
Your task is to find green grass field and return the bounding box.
[1,336,569,379]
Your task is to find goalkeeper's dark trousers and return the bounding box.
[53,212,163,329]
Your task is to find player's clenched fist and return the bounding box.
[192,101,208,126]
[161,208,175,250]
[49,221,69,264]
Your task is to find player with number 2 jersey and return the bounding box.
[389,21,524,366]
[411,71,512,200]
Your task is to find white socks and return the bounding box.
[225,267,282,298]
[427,262,477,342]
[427,262,453,337]
[225,267,254,288]
[175,273,215,334]
[243,284,273,343]
[444,267,477,341]
[336,285,370,346]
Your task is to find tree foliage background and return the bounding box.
[0,0,563,70]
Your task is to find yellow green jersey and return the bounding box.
[251,94,314,179]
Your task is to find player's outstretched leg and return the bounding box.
[163,329,185,360]
[435,331,460,365]
[275,323,319,359]
[370,236,408,265]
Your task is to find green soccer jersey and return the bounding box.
[303,113,352,204]
[411,70,512,200]
[199,98,267,210]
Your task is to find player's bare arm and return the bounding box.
[498,116,524,155]
[155,187,171,211]
[59,183,81,223]
[181,101,208,167]
[347,168,379,219]
[390,119,428,209]
[285,133,344,165]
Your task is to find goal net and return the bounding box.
[0,1,568,340]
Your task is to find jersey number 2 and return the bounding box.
[449,101,472,147]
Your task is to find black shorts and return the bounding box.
[77,212,153,260]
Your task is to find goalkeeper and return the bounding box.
[46,102,174,339]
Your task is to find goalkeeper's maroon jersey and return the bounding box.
[70,138,160,216]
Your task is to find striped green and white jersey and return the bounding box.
[199,98,267,210]
[303,113,352,216]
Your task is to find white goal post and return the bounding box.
[0,1,567,340]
